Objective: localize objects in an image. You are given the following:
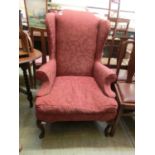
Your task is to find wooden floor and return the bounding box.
[19,71,135,155]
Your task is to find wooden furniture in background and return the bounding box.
[35,10,118,138]
[108,0,120,20]
[105,40,135,136]
[116,39,135,81]
[24,0,48,67]
[30,27,48,68]
[19,30,34,87]
[104,0,130,68]
[19,49,42,107]
[108,38,135,81]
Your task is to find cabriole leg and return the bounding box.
[36,120,45,139]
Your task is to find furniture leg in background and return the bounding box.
[20,63,33,108]
[19,49,42,108]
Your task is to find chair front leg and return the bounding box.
[36,120,45,139]
[104,123,112,137]
[109,106,123,136]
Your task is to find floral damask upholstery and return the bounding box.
[35,10,118,123]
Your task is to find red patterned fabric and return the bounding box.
[45,13,56,59]
[95,20,110,60]
[36,59,56,97]
[93,61,117,98]
[55,10,99,76]
[36,76,117,122]
[36,10,117,122]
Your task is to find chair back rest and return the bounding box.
[105,18,130,67]
[19,31,33,52]
[56,10,100,76]
[116,39,135,83]
[108,0,120,19]
[46,10,110,76]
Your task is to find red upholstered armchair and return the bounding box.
[35,10,118,138]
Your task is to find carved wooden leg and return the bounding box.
[20,63,33,108]
[32,61,36,89]
[109,107,123,137]
[104,123,112,137]
[28,63,33,88]
[36,120,45,139]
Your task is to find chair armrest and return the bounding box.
[93,61,117,98]
[36,59,56,97]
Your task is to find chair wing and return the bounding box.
[36,59,56,97]
[94,61,117,98]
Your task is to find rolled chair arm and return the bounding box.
[36,59,56,97]
[93,61,117,98]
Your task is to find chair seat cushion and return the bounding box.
[117,82,135,103]
[36,76,117,122]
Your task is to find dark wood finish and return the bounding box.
[106,18,130,67]
[19,49,42,65]
[30,28,48,88]
[19,30,34,87]
[105,40,135,136]
[20,29,48,88]
[19,49,42,107]
[104,124,112,137]
[24,0,48,70]
[126,44,135,82]
[109,82,135,136]
[105,0,130,67]
[20,30,42,88]
[20,63,33,108]
[30,27,48,65]
[19,31,32,53]
[36,120,45,139]
[19,49,42,89]
[32,61,37,88]
[116,39,135,81]
[108,0,120,20]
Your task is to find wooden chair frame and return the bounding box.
[105,40,135,136]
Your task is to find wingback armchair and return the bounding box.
[35,10,118,138]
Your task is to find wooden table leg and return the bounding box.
[32,61,36,89]
[28,63,34,88]
[20,63,33,108]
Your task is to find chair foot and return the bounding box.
[109,125,116,137]
[39,132,45,139]
[105,122,118,137]
[36,120,45,139]
[19,144,22,152]
[107,107,123,137]
[104,124,111,137]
